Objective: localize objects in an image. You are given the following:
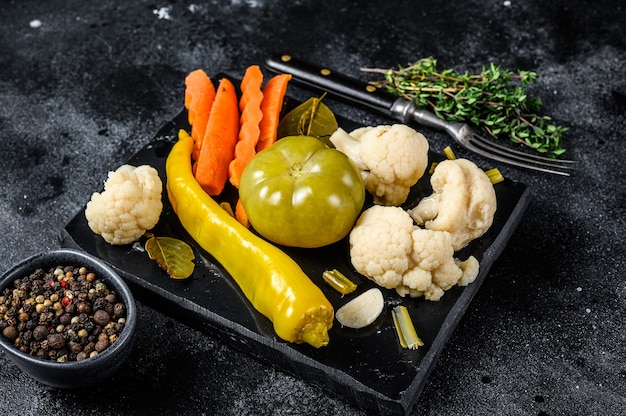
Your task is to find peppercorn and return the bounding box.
[2,326,18,342]
[66,328,78,342]
[84,342,95,354]
[92,297,107,311]
[113,303,125,318]
[21,330,32,344]
[95,338,109,352]
[76,302,91,314]
[59,313,71,326]
[78,313,89,324]
[84,320,95,333]
[93,310,110,326]
[47,333,65,349]
[32,325,49,342]
[38,311,51,324]
[64,303,75,314]
[69,341,82,354]
[104,302,114,316]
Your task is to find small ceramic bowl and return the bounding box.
[0,248,137,389]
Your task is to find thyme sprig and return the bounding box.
[362,57,568,157]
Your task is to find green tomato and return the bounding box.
[239,136,365,248]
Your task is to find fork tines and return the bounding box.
[465,131,577,176]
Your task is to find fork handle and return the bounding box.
[265,53,460,132]
[265,53,399,117]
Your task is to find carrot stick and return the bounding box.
[193,77,239,196]
[228,65,264,188]
[256,73,291,152]
[184,69,216,161]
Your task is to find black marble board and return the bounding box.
[59,91,531,415]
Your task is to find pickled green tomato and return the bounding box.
[239,136,365,248]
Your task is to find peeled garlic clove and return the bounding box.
[335,288,384,329]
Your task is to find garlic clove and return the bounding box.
[335,288,385,329]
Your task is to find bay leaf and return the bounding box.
[276,96,338,146]
[145,236,195,279]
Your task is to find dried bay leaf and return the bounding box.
[277,96,338,147]
[145,236,195,279]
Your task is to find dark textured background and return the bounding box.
[1,1,625,415]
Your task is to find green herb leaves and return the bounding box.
[364,57,568,157]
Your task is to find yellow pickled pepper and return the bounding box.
[165,132,334,347]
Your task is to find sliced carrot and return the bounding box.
[193,77,239,196]
[256,73,292,152]
[235,198,249,228]
[228,65,265,188]
[184,69,216,161]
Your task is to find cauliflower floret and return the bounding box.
[409,158,497,250]
[431,257,463,291]
[411,228,454,270]
[349,205,481,301]
[85,164,163,245]
[349,205,416,289]
[399,267,432,294]
[455,256,480,286]
[329,124,429,206]
[400,229,462,301]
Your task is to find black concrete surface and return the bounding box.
[1,1,625,415]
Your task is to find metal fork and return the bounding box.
[389,98,577,176]
[265,53,577,176]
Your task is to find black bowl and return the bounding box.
[0,248,137,389]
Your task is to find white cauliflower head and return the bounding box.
[329,124,429,206]
[349,205,416,289]
[85,164,163,245]
[409,158,497,250]
[349,205,481,301]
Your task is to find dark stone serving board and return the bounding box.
[59,96,531,415]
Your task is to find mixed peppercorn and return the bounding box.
[0,265,127,362]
